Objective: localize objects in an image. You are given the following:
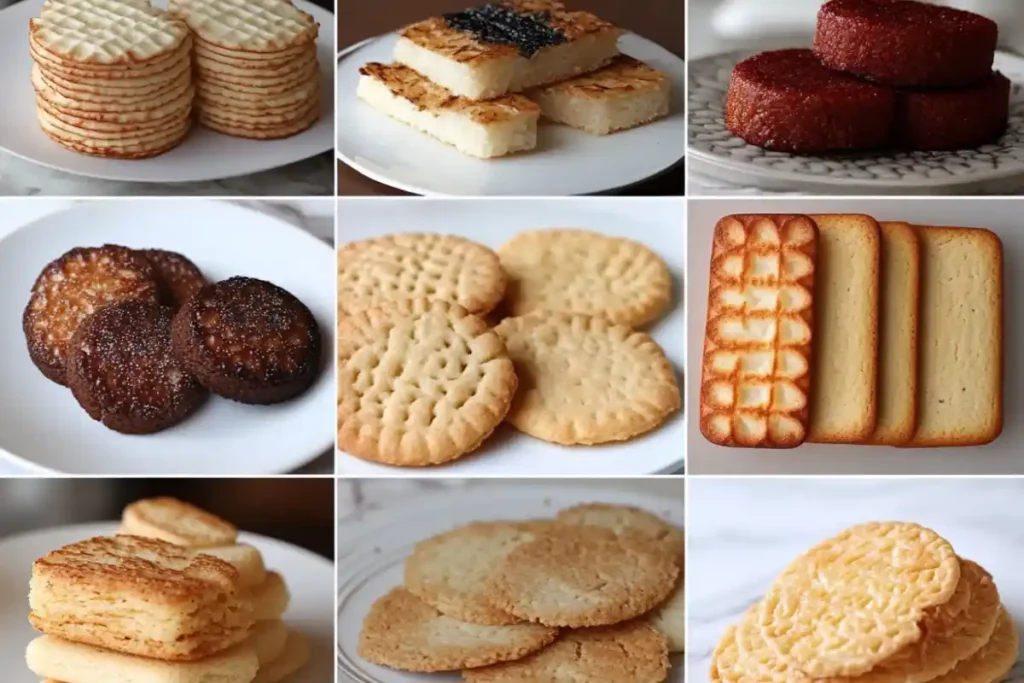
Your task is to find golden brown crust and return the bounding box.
[122,497,237,547]
[535,55,668,98]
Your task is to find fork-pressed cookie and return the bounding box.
[337,299,518,466]
[498,229,672,327]
[494,312,679,445]
[555,503,684,562]
[337,233,507,316]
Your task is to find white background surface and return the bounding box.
[337,479,684,683]
[335,33,685,196]
[687,479,1024,683]
[0,0,335,187]
[0,521,336,683]
[0,199,336,475]
[688,198,1022,474]
[336,197,686,476]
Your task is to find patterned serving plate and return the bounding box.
[688,50,1024,195]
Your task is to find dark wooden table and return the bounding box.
[336,0,685,196]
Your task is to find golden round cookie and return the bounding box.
[463,621,670,683]
[649,575,684,654]
[926,607,1018,683]
[485,525,680,628]
[494,312,680,445]
[358,588,557,673]
[197,98,320,139]
[337,234,506,316]
[755,522,962,678]
[405,521,560,626]
[498,229,672,327]
[556,503,684,562]
[252,631,309,683]
[336,299,517,467]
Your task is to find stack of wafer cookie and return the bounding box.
[359,502,684,681]
[29,0,194,159]
[169,0,321,139]
[699,214,1003,449]
[712,522,1019,683]
[335,230,680,467]
[117,497,310,683]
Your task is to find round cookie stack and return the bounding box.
[169,0,321,140]
[29,0,194,159]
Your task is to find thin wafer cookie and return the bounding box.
[925,608,1018,683]
[168,0,317,52]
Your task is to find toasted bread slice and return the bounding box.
[199,544,267,589]
[808,214,880,443]
[28,636,258,683]
[121,496,237,548]
[29,535,253,661]
[908,226,1002,446]
[700,214,818,448]
[872,222,920,445]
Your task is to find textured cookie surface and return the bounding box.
[498,229,672,327]
[358,587,557,672]
[756,522,960,677]
[555,503,684,562]
[486,525,680,627]
[925,607,1018,683]
[405,520,559,625]
[141,249,207,310]
[168,0,317,52]
[464,621,670,683]
[337,233,506,316]
[337,299,517,466]
[122,496,237,548]
[495,312,679,445]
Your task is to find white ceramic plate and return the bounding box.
[337,482,684,683]
[687,198,1024,475]
[0,521,335,683]
[336,198,686,476]
[0,0,335,184]
[688,50,1024,195]
[0,200,335,475]
[335,32,685,196]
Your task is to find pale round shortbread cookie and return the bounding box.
[405,521,560,626]
[925,608,1018,683]
[358,588,557,673]
[556,503,684,562]
[463,621,670,683]
[494,312,680,445]
[498,229,672,327]
[755,522,962,678]
[337,234,507,316]
[485,525,680,628]
[252,631,309,683]
[648,576,684,653]
[168,0,317,53]
[336,299,517,467]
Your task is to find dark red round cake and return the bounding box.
[898,72,1011,151]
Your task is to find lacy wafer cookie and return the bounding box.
[337,234,506,316]
[336,299,517,467]
[756,522,961,678]
[497,229,672,327]
[700,215,817,448]
[926,608,1018,683]
[495,312,680,445]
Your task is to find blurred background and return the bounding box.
[0,478,334,559]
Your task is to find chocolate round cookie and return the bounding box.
[141,249,208,310]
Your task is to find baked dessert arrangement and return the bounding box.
[724,0,1010,154]
[699,214,1003,449]
[355,0,672,159]
[357,502,683,681]
[711,522,1019,683]
[26,497,308,683]
[28,0,321,159]
[336,230,681,467]
[22,245,322,435]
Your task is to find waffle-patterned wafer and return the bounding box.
[700,215,817,448]
[168,0,317,53]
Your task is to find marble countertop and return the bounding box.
[688,479,1024,683]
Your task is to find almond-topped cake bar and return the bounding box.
[394,1,622,100]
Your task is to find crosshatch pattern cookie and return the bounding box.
[337,234,507,316]
[756,522,961,678]
[498,229,672,327]
[700,214,817,448]
[494,312,680,445]
[337,299,518,466]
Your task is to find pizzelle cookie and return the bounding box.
[358,588,557,672]
[498,229,672,327]
[494,312,680,445]
[555,502,684,562]
[485,525,680,627]
[756,522,961,678]
[336,299,517,466]
[463,621,670,683]
[404,521,559,625]
[337,234,506,316]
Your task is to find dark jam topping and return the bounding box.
[444,4,567,58]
